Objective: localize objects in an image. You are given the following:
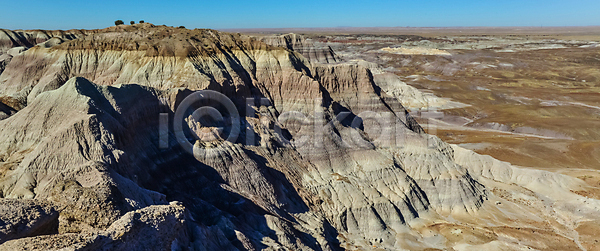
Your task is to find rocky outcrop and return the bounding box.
[0,28,86,81]
[0,29,87,54]
[0,25,598,250]
[260,33,339,63]
[373,72,470,111]
[0,25,317,112]
[0,199,58,244]
[0,101,14,120]
[0,203,188,250]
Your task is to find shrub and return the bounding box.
[114,20,124,26]
[139,20,145,23]
[130,21,135,25]
[179,26,186,29]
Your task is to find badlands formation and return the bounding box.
[0,24,599,250]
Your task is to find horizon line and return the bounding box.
[2,24,600,32]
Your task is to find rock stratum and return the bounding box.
[0,24,598,250]
[260,33,340,64]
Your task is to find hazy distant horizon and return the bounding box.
[1,0,598,30]
[222,25,600,30]
[3,25,600,32]
[223,26,600,36]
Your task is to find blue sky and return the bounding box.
[1,0,598,30]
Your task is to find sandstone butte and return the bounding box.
[0,23,598,250]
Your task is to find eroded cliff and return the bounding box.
[0,24,597,251]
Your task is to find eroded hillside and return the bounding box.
[0,24,598,250]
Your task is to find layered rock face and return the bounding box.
[0,28,90,75]
[260,33,340,63]
[0,24,598,250]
